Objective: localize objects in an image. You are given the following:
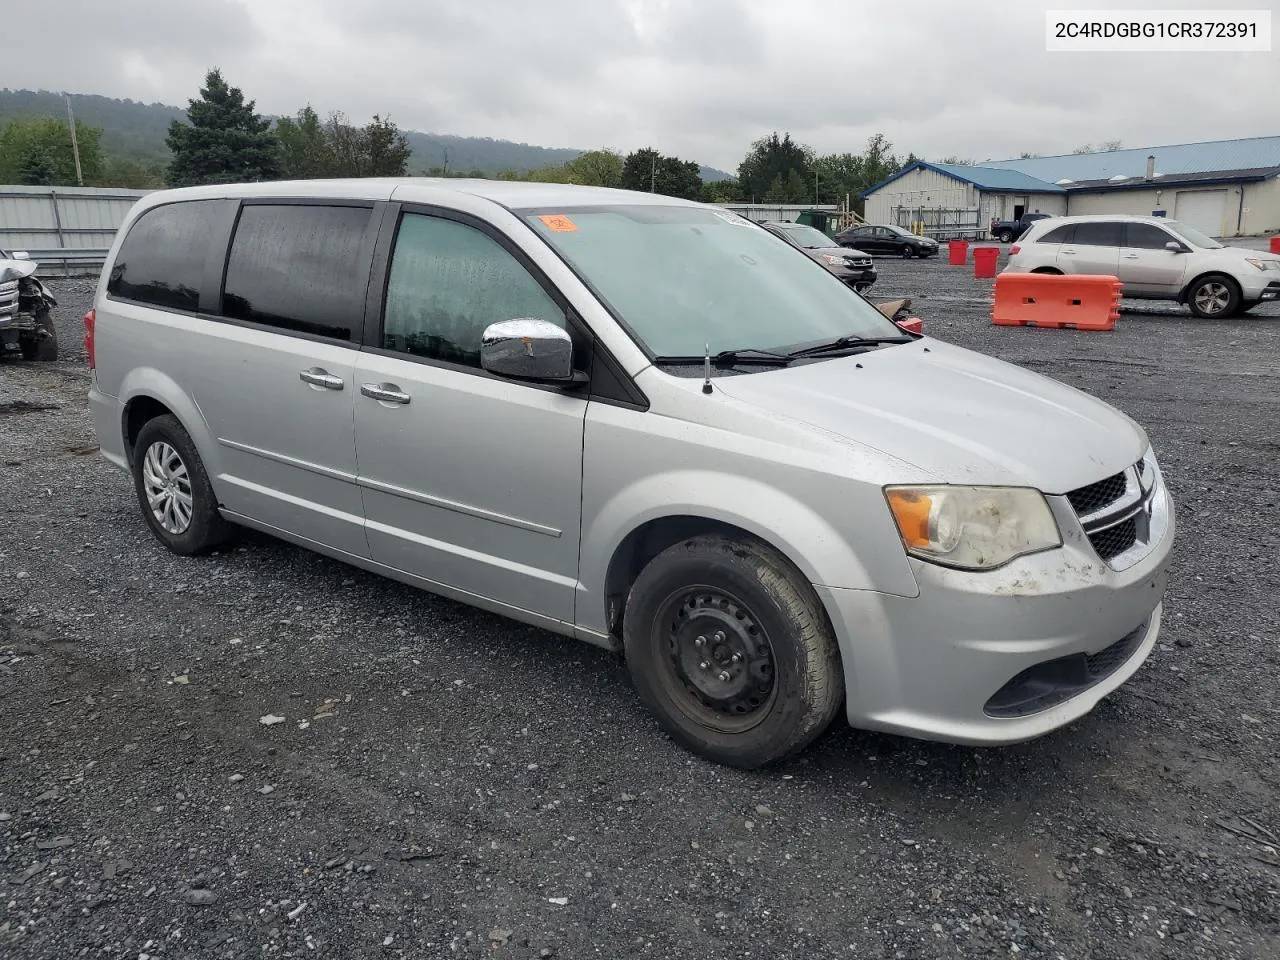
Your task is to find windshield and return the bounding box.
[520,205,902,358]
[773,224,836,249]
[1167,222,1223,249]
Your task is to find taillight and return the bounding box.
[1009,245,1021,256]
[84,308,96,369]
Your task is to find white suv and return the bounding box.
[1005,215,1280,318]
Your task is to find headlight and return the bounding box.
[820,254,845,266]
[884,485,1062,570]
[1245,258,1280,272]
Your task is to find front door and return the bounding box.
[191,201,379,557]
[1058,220,1121,277]
[1119,222,1188,296]
[354,208,588,624]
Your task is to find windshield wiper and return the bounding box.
[786,335,913,359]
[654,348,793,367]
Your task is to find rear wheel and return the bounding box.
[1186,274,1241,319]
[18,308,57,361]
[623,535,844,769]
[132,415,231,555]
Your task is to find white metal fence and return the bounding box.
[0,185,151,274]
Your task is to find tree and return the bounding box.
[98,156,167,189]
[703,178,743,204]
[275,105,330,179]
[0,115,105,185]
[165,68,283,186]
[362,115,412,177]
[562,149,623,188]
[936,155,973,165]
[737,132,812,203]
[621,147,703,200]
[1018,151,1040,159]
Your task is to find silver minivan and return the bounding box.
[88,179,1175,768]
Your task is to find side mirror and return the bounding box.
[1164,241,1184,253]
[896,317,924,335]
[481,318,579,384]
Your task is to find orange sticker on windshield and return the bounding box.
[538,214,578,233]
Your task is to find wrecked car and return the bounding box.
[0,250,58,361]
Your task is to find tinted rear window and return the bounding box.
[107,200,220,311]
[222,204,372,341]
[1072,222,1123,247]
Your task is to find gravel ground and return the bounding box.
[1,259,1278,960]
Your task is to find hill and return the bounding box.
[0,89,731,180]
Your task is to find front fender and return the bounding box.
[577,468,920,636]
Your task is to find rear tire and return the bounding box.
[1186,274,1241,319]
[132,415,232,556]
[623,535,844,769]
[18,308,57,361]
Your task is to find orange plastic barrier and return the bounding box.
[992,273,1122,332]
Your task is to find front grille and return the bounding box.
[0,279,18,316]
[846,257,872,268]
[984,620,1149,718]
[1088,516,1139,560]
[1067,472,1127,516]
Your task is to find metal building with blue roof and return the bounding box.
[860,136,1280,239]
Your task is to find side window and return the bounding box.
[107,200,221,311]
[222,204,372,341]
[1038,224,1075,244]
[382,213,564,368]
[1125,223,1177,249]
[1072,221,1123,247]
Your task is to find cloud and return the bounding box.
[4,0,1277,170]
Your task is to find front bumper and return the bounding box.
[834,267,878,290]
[818,478,1175,745]
[1244,278,1280,301]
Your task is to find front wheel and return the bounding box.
[997,230,1014,243]
[900,245,914,259]
[18,308,57,361]
[1186,274,1241,319]
[623,536,844,769]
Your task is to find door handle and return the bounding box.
[1123,254,1140,259]
[361,382,411,405]
[299,367,345,390]
[1061,248,1077,255]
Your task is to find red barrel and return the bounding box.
[948,239,969,265]
[973,247,1000,278]
[1270,235,1280,254]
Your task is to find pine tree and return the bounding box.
[165,69,282,186]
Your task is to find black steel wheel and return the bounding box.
[623,535,844,769]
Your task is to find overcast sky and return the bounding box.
[6,0,1278,171]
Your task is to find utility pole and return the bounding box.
[650,154,656,193]
[442,146,449,177]
[64,93,84,186]
[815,170,819,205]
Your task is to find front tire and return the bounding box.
[900,245,914,259]
[132,415,231,555]
[18,308,57,361]
[1186,274,1241,319]
[623,536,844,769]
[998,230,1014,243]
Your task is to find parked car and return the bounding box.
[0,248,58,360]
[759,220,877,291]
[1006,215,1280,318]
[88,181,1173,769]
[989,212,1051,243]
[835,223,939,258]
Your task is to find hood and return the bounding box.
[711,338,1147,493]
[806,245,871,260]
[1201,245,1280,268]
[0,259,38,283]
